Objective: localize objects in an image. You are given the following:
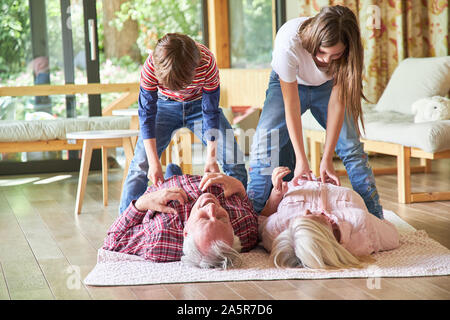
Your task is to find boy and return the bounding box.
[119,33,247,214]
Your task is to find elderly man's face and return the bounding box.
[183,193,234,254]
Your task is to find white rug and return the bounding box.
[84,210,450,286]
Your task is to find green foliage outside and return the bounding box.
[0,0,272,121]
[0,0,31,77]
[229,0,273,68]
[112,0,203,60]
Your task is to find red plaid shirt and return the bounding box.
[103,175,258,262]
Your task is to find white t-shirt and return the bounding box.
[271,17,333,86]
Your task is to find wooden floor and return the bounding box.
[0,155,449,300]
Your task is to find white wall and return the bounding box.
[285,0,301,21]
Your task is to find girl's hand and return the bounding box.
[319,159,340,186]
[135,187,188,214]
[293,160,313,186]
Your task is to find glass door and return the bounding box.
[0,0,207,175]
[0,0,101,174]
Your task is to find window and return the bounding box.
[0,0,206,173]
[229,0,274,68]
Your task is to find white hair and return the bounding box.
[271,217,362,269]
[181,233,242,269]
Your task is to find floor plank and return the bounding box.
[0,192,55,300]
[0,155,449,300]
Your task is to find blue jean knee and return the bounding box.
[335,118,384,219]
[118,135,149,214]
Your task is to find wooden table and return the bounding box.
[66,129,139,214]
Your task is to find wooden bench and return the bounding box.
[0,83,139,156]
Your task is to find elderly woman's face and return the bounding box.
[184,193,234,254]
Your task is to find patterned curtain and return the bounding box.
[296,0,449,105]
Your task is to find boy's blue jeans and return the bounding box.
[247,71,383,219]
[119,95,248,214]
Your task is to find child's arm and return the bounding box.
[138,87,164,185]
[205,140,220,173]
[280,79,312,183]
[320,84,344,186]
[202,85,221,174]
[202,48,221,174]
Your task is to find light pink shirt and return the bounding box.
[259,180,400,257]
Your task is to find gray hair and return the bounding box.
[271,217,362,269]
[181,233,243,269]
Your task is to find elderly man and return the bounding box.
[103,165,258,269]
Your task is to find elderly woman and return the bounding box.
[259,167,400,269]
[103,165,258,269]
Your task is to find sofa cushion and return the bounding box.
[301,108,450,153]
[362,109,450,153]
[0,116,131,142]
[375,56,450,115]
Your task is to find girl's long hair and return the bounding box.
[298,5,367,135]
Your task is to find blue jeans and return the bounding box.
[119,95,248,214]
[247,71,383,219]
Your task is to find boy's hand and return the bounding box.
[147,160,164,186]
[204,161,220,174]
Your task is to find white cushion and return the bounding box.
[302,108,450,153]
[301,109,324,131]
[375,56,450,115]
[362,109,450,153]
[0,116,131,142]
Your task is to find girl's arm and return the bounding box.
[321,84,345,186]
[280,79,313,183]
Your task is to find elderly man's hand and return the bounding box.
[135,187,188,214]
[199,172,246,198]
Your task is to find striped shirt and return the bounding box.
[103,175,258,262]
[138,43,221,140]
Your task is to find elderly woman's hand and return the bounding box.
[135,187,188,214]
[271,166,290,193]
[199,172,246,198]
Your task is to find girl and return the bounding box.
[247,5,383,219]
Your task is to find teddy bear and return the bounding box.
[411,96,450,123]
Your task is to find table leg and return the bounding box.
[75,139,94,215]
[122,137,134,191]
[101,146,108,206]
[130,116,139,148]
